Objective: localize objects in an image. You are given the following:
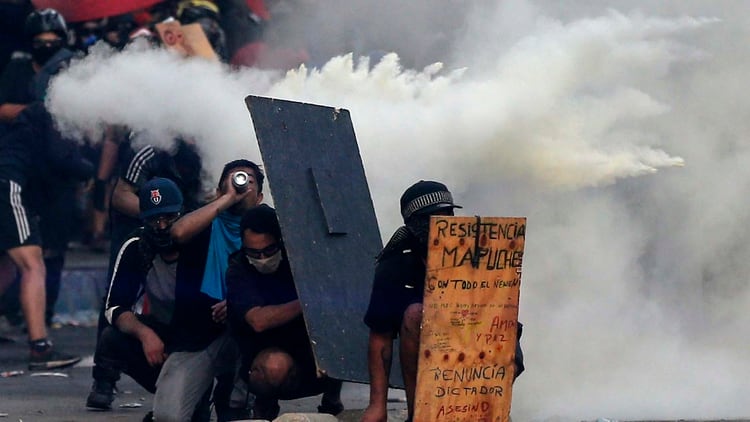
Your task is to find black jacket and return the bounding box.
[0,103,93,201]
[104,226,226,353]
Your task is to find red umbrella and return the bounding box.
[31,0,165,23]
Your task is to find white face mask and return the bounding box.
[247,250,283,274]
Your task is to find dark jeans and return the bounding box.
[93,316,167,392]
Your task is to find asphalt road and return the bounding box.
[0,323,408,422]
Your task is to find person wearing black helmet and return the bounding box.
[0,8,74,124]
[361,181,525,422]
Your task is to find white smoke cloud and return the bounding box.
[46,41,279,184]
[45,1,750,420]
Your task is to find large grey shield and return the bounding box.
[246,95,382,383]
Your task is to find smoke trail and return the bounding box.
[48,10,687,214]
[46,41,279,182]
[45,1,750,420]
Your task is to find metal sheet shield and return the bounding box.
[246,96,382,382]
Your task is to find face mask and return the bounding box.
[31,45,62,65]
[406,215,431,245]
[143,226,176,253]
[247,250,282,274]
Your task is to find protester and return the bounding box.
[0,102,92,370]
[361,180,525,422]
[90,158,263,415]
[0,7,82,329]
[166,159,268,418]
[87,138,204,409]
[170,159,265,300]
[0,8,74,124]
[92,177,247,421]
[105,138,204,280]
[70,18,104,54]
[101,14,137,50]
[177,0,229,61]
[226,204,344,420]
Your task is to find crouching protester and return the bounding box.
[226,205,344,420]
[362,181,525,422]
[92,178,239,421]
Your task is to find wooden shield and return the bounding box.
[414,216,526,422]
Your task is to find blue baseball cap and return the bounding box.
[139,178,184,220]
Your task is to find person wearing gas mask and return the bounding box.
[93,177,247,421]
[87,136,205,409]
[0,8,75,124]
[361,181,525,422]
[225,204,344,420]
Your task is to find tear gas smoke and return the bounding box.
[46,1,750,420]
[46,41,279,184]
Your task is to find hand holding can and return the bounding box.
[232,171,250,193]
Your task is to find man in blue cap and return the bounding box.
[89,177,240,421]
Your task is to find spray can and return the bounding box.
[232,171,250,193]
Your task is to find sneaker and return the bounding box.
[86,380,116,410]
[29,347,81,370]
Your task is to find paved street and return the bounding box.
[0,323,408,421]
[5,252,748,422]
[0,249,408,422]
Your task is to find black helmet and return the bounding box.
[25,9,68,40]
[176,0,220,24]
[400,180,462,221]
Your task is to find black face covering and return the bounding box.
[31,44,62,65]
[143,226,177,254]
[406,216,429,243]
[406,215,431,257]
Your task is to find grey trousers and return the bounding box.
[153,332,239,422]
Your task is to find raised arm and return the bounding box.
[111,177,140,218]
[170,182,248,244]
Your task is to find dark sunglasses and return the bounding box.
[145,213,180,228]
[243,243,281,259]
[32,38,63,49]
